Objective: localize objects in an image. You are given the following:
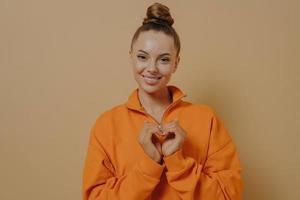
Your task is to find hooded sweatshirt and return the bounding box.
[82,85,243,200]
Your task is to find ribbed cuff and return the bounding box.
[138,155,165,179]
[163,149,186,172]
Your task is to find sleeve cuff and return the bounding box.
[163,149,187,172]
[137,155,165,179]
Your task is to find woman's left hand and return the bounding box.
[161,119,187,157]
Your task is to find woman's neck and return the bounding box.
[138,87,172,113]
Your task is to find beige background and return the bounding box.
[1,0,299,199]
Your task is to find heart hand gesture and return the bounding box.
[138,121,163,163]
[138,119,187,163]
[160,119,187,157]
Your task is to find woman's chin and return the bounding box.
[139,83,164,94]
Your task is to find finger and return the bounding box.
[162,121,177,131]
[154,132,168,144]
[167,118,180,126]
[143,121,149,128]
[144,120,153,127]
[144,121,159,131]
[162,140,173,150]
[164,120,176,126]
[174,118,179,124]
[162,127,177,136]
[145,120,159,128]
[151,138,162,154]
[154,142,162,155]
[149,125,160,133]
[145,127,161,141]
[144,120,158,126]
[167,127,187,140]
[162,140,176,156]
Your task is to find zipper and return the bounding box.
[141,98,182,131]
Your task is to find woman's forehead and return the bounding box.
[133,31,176,55]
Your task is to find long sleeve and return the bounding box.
[82,114,165,200]
[163,114,243,200]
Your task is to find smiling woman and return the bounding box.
[130,31,178,97]
[82,2,243,200]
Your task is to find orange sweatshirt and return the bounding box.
[82,85,243,200]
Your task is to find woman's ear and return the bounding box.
[173,56,180,73]
[129,50,132,57]
[128,50,133,65]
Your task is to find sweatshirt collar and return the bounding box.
[125,85,187,112]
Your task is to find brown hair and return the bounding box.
[130,3,181,56]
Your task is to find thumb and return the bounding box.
[154,142,162,155]
[174,118,179,123]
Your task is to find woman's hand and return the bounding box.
[138,121,162,163]
[161,119,187,157]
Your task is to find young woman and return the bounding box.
[83,3,243,200]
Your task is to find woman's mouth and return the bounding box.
[141,75,162,85]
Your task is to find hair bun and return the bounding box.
[143,3,174,27]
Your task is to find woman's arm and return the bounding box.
[82,115,164,200]
[162,115,243,200]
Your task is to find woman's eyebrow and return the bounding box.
[137,50,171,57]
[138,50,149,54]
[159,53,171,57]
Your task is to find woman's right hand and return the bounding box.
[138,121,162,163]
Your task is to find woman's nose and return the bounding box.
[146,61,158,73]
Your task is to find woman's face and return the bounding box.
[130,30,180,94]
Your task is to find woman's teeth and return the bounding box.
[142,75,162,85]
[142,75,161,80]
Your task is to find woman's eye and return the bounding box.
[137,55,146,60]
[161,57,170,63]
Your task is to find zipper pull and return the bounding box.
[157,124,163,133]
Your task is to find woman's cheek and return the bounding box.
[134,61,147,73]
[158,66,173,75]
